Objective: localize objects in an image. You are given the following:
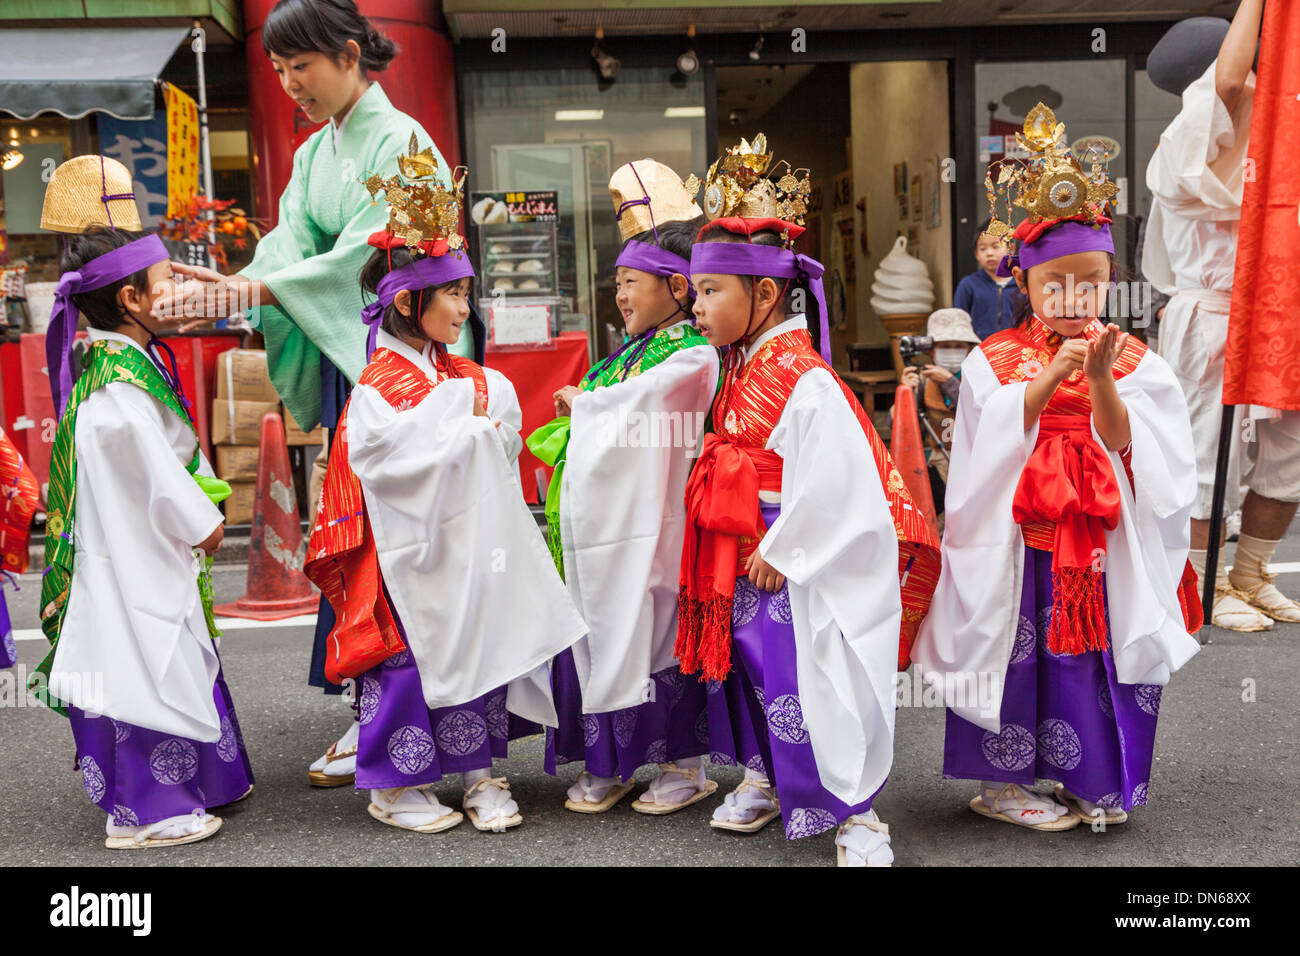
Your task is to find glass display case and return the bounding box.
[470,190,564,345]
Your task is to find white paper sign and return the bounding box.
[491,304,551,345]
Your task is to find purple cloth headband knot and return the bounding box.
[48,233,169,415]
[996,220,1115,278]
[360,253,476,359]
[689,241,831,362]
[614,240,695,297]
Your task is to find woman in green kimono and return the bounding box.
[153,0,482,787]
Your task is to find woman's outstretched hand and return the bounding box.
[151,263,273,333]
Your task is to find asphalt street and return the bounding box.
[2,539,1297,867]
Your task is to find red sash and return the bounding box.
[675,434,782,679]
[1013,414,1121,654]
[305,346,488,682]
[676,328,940,682]
[982,317,1201,641]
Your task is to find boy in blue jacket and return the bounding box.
[953,221,1016,339]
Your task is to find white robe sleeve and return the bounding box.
[560,344,719,713]
[910,349,1035,732]
[756,367,901,807]
[346,378,588,726]
[51,383,224,742]
[483,366,524,466]
[1101,350,1200,684]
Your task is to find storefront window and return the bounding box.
[462,67,707,352]
[0,116,77,283]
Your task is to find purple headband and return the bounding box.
[689,241,831,363]
[996,220,1115,278]
[361,253,476,359]
[48,233,169,415]
[615,240,694,296]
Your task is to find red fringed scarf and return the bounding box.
[1012,414,1121,654]
[675,432,777,681]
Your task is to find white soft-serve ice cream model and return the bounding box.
[870,235,935,317]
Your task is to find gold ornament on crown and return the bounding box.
[983,103,1119,241]
[362,132,468,252]
[686,134,812,243]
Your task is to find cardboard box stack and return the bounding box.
[213,349,279,524]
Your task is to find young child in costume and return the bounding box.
[912,105,1202,831]
[526,160,720,814]
[304,148,587,834]
[36,221,253,850]
[1,425,39,670]
[681,137,940,866]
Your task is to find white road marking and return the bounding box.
[13,614,318,642]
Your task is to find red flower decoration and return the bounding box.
[365,230,449,258]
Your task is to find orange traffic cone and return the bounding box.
[214,412,319,621]
[890,384,940,541]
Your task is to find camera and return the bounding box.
[898,335,934,368]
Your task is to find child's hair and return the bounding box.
[360,246,472,340]
[58,225,150,332]
[628,215,705,264]
[262,0,396,74]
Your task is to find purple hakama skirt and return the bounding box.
[705,502,884,840]
[0,579,15,669]
[544,648,709,781]
[943,545,1162,813]
[69,666,254,827]
[354,644,539,790]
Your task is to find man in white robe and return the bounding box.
[1144,1,1300,631]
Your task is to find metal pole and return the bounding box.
[1201,402,1236,642]
[191,21,216,259]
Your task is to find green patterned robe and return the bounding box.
[32,339,229,713]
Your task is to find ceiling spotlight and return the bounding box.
[728,109,747,126]
[748,36,764,62]
[676,25,699,76]
[1,148,23,171]
[591,26,620,87]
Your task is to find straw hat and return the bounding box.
[40,155,142,233]
[927,308,981,345]
[609,159,702,241]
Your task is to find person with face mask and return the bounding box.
[897,308,981,482]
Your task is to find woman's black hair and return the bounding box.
[58,225,150,332]
[262,0,396,74]
[360,246,472,341]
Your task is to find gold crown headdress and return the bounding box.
[609,159,703,241]
[984,104,1119,240]
[686,134,812,239]
[363,132,468,252]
